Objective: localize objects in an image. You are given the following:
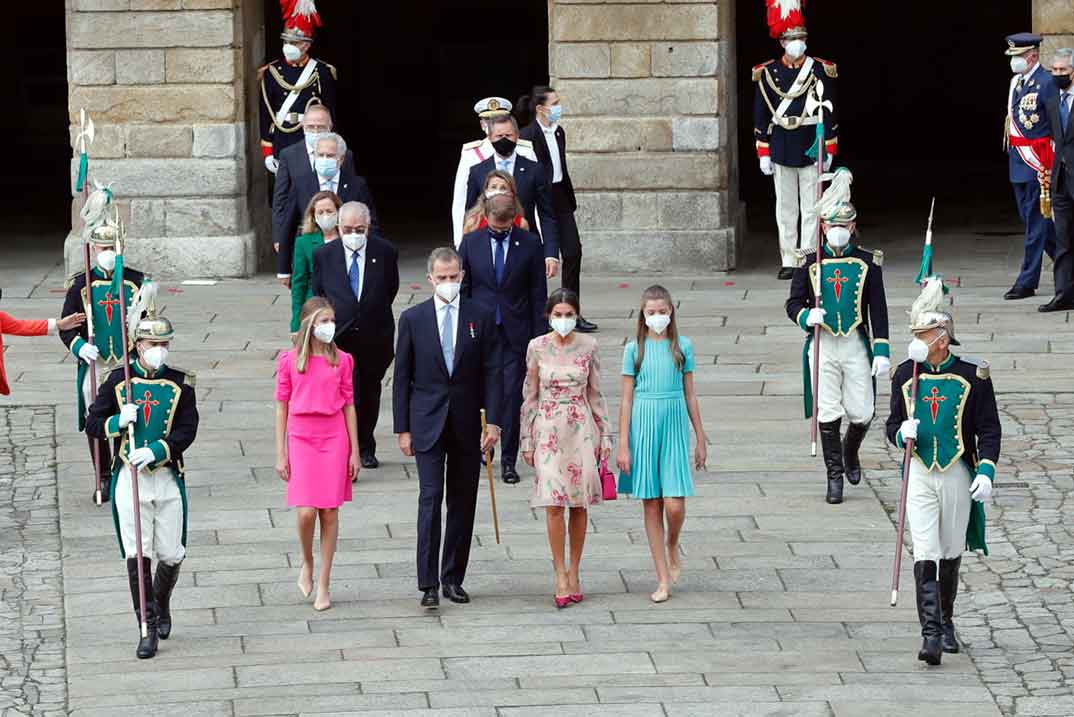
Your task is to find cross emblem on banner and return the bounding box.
[97,292,121,324]
[135,390,160,425]
[826,269,849,302]
[922,386,946,423]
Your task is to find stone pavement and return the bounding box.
[0,221,1069,716]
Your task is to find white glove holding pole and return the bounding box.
[78,343,100,364]
[806,308,826,327]
[759,156,774,176]
[823,155,833,171]
[118,403,138,429]
[129,446,156,469]
[871,356,891,377]
[264,156,279,174]
[970,475,993,502]
[899,418,919,442]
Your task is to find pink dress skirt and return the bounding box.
[286,412,353,508]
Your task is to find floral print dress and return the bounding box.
[520,333,613,507]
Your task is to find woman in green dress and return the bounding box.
[290,190,343,332]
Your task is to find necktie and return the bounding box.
[492,234,506,325]
[498,159,510,172]
[441,304,454,376]
[348,251,360,298]
[1062,93,1072,135]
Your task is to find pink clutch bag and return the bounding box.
[599,459,617,500]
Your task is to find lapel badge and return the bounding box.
[514,241,519,247]
[372,258,377,263]
[519,166,526,172]
[468,322,476,339]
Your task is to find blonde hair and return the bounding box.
[293,297,339,373]
[463,170,526,233]
[634,285,685,374]
[300,191,343,236]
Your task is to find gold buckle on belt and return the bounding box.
[784,116,800,129]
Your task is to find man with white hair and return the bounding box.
[273,124,377,286]
[1042,47,1074,311]
[312,201,399,469]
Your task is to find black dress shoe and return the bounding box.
[420,588,439,609]
[361,454,379,469]
[1004,286,1035,300]
[778,267,795,280]
[1039,297,1074,313]
[576,317,599,333]
[502,466,521,484]
[442,584,470,603]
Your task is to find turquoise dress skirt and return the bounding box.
[618,336,696,499]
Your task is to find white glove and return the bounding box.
[805,308,826,327]
[129,446,156,469]
[118,403,138,429]
[823,155,833,171]
[970,475,993,502]
[759,156,774,176]
[871,356,891,377]
[899,418,919,442]
[264,155,279,174]
[77,343,100,364]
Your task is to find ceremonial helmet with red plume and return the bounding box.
[766,0,808,40]
[280,0,322,43]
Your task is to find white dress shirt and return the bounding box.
[434,294,460,356]
[345,246,365,299]
[540,121,563,183]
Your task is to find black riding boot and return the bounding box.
[126,557,159,659]
[819,419,844,504]
[939,557,962,653]
[842,421,870,486]
[154,561,182,640]
[88,435,112,502]
[914,560,943,665]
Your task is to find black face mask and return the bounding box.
[492,137,516,157]
[1055,72,1073,90]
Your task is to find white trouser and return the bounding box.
[807,333,874,424]
[773,162,819,267]
[907,458,972,563]
[114,464,186,565]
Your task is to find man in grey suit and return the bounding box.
[1042,48,1074,312]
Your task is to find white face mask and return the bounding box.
[304,131,322,151]
[315,157,339,178]
[785,39,807,60]
[142,346,168,370]
[826,226,851,248]
[645,314,672,335]
[434,281,461,303]
[550,316,576,337]
[1010,56,1029,75]
[485,189,508,199]
[96,249,116,272]
[908,333,944,363]
[313,322,336,344]
[282,43,303,62]
[315,212,338,232]
[341,232,367,252]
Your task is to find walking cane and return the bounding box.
[890,362,920,607]
[480,409,501,545]
[805,80,831,457]
[115,226,148,638]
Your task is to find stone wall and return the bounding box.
[64,0,254,279]
[1036,0,1074,61]
[549,0,739,272]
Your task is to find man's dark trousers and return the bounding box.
[552,183,582,296]
[497,324,525,472]
[1012,180,1056,290]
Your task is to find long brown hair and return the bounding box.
[293,296,339,373]
[463,170,525,233]
[634,285,684,374]
[300,191,342,236]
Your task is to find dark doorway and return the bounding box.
[736,1,1032,238]
[3,3,70,247]
[264,1,549,248]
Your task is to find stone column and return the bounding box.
[549,1,740,272]
[65,0,253,279]
[1036,1,1074,61]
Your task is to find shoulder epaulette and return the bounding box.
[170,367,197,388]
[858,247,884,266]
[752,59,774,82]
[516,138,534,149]
[257,62,271,80]
[462,139,484,151]
[814,57,838,78]
[64,271,84,290]
[321,61,337,80]
[961,356,990,380]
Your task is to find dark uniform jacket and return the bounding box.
[59,266,145,361]
[258,57,338,159]
[1007,63,1058,183]
[753,55,838,167]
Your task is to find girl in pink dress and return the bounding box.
[275,297,359,611]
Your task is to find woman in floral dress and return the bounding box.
[521,289,613,608]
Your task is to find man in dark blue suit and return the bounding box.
[312,202,399,468]
[1042,47,1074,312]
[465,114,561,280]
[459,194,548,485]
[393,247,502,609]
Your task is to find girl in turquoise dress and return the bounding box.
[617,285,708,603]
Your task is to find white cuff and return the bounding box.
[47,318,56,334]
[277,273,291,279]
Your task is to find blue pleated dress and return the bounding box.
[618,336,696,499]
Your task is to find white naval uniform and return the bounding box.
[114,464,187,565]
[451,137,537,247]
[807,333,874,424]
[774,163,819,267]
[906,458,972,563]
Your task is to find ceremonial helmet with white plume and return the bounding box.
[80,182,114,241]
[909,276,959,345]
[280,0,322,43]
[816,167,856,226]
[766,0,808,40]
[128,280,161,342]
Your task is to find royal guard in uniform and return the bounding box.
[260,0,338,177]
[887,278,1001,665]
[786,169,889,504]
[59,216,144,502]
[86,311,198,659]
[753,0,839,279]
[451,97,537,247]
[1003,32,1059,301]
